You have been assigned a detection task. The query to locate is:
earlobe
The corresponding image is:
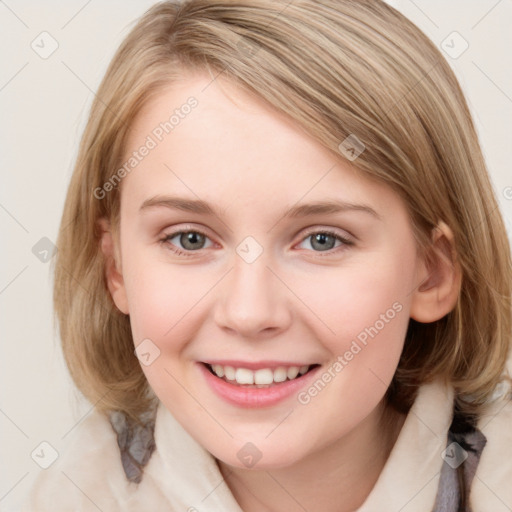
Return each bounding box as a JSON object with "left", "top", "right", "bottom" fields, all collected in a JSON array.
[
  {"left": 97, "top": 218, "right": 129, "bottom": 315},
  {"left": 410, "top": 221, "right": 461, "bottom": 323}
]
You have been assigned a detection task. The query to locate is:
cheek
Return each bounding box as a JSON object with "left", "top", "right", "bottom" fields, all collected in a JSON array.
[
  {"left": 290, "top": 250, "right": 415, "bottom": 409},
  {"left": 298, "top": 253, "right": 412, "bottom": 347},
  {"left": 121, "top": 253, "right": 210, "bottom": 405},
  {"left": 121, "top": 249, "right": 208, "bottom": 344},
  {"left": 292, "top": 258, "right": 411, "bottom": 438}
]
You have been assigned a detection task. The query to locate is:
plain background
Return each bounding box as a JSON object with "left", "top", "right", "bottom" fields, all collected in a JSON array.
[{"left": 1, "top": 1, "right": 511, "bottom": 509}]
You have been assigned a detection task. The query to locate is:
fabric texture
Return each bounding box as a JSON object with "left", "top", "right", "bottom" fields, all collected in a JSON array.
[
  {"left": 110, "top": 384, "right": 488, "bottom": 512},
  {"left": 109, "top": 409, "right": 157, "bottom": 484},
  {"left": 432, "top": 428, "right": 487, "bottom": 511},
  {"left": 21, "top": 377, "right": 512, "bottom": 511}
]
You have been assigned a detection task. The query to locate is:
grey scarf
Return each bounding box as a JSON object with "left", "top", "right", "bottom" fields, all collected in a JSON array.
[{"left": 109, "top": 408, "right": 486, "bottom": 511}]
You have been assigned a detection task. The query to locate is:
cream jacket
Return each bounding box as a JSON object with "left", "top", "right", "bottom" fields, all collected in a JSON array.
[{"left": 22, "top": 377, "right": 512, "bottom": 511}]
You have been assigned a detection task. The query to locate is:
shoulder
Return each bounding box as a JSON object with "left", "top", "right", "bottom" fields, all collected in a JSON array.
[
  {"left": 470, "top": 389, "right": 512, "bottom": 510},
  {"left": 21, "top": 407, "right": 134, "bottom": 512}
]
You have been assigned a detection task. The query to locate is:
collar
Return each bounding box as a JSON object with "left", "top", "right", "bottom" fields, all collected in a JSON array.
[
  {"left": 357, "top": 378, "right": 455, "bottom": 511},
  {"left": 150, "top": 402, "right": 243, "bottom": 511},
  {"left": 144, "top": 378, "right": 455, "bottom": 511}
]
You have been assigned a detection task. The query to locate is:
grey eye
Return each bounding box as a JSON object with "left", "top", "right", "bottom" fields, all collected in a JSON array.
[
  {"left": 165, "top": 231, "right": 213, "bottom": 251},
  {"left": 298, "top": 232, "right": 343, "bottom": 252},
  {"left": 178, "top": 232, "right": 206, "bottom": 250},
  {"left": 309, "top": 233, "right": 337, "bottom": 251}
]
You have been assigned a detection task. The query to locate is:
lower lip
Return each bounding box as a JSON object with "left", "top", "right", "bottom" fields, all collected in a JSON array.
[{"left": 198, "top": 363, "right": 321, "bottom": 408}]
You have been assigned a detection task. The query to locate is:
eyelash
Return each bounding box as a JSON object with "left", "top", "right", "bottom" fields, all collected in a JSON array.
[
  {"left": 159, "top": 226, "right": 354, "bottom": 258},
  {"left": 298, "top": 229, "right": 353, "bottom": 256}
]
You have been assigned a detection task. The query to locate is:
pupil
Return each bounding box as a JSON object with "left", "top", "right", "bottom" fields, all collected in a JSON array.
[
  {"left": 312, "top": 233, "right": 334, "bottom": 251},
  {"left": 181, "top": 232, "right": 204, "bottom": 250}
]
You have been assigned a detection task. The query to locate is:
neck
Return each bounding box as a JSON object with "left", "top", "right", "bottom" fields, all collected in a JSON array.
[{"left": 218, "top": 400, "right": 407, "bottom": 512}]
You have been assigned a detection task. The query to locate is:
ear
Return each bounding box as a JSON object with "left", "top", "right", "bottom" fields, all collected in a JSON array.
[
  {"left": 97, "top": 217, "right": 129, "bottom": 315},
  {"left": 410, "top": 221, "right": 461, "bottom": 323}
]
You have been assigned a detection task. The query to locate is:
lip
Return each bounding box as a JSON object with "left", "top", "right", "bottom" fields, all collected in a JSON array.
[{"left": 198, "top": 362, "right": 321, "bottom": 408}]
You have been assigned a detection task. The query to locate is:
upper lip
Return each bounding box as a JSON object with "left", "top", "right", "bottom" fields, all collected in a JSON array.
[{"left": 201, "top": 360, "right": 318, "bottom": 370}]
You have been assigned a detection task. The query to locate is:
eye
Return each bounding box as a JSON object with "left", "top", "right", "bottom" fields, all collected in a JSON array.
[
  {"left": 161, "top": 229, "right": 214, "bottom": 255},
  {"left": 160, "top": 227, "right": 353, "bottom": 257},
  {"left": 297, "top": 230, "right": 353, "bottom": 254}
]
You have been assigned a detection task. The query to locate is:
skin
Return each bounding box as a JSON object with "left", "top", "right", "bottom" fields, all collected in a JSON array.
[{"left": 100, "top": 68, "right": 460, "bottom": 512}]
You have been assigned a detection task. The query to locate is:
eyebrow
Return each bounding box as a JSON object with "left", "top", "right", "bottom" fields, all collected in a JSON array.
[{"left": 139, "top": 195, "right": 381, "bottom": 220}]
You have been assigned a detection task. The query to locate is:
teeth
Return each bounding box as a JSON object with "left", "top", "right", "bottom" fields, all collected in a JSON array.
[
  {"left": 273, "top": 367, "right": 287, "bottom": 383},
  {"left": 299, "top": 365, "right": 309, "bottom": 375},
  {"left": 224, "top": 366, "right": 235, "bottom": 381},
  {"left": 287, "top": 366, "right": 300, "bottom": 380},
  {"left": 212, "top": 364, "right": 224, "bottom": 378},
  {"left": 209, "top": 364, "right": 312, "bottom": 385},
  {"left": 254, "top": 369, "right": 274, "bottom": 385},
  {"left": 235, "top": 368, "right": 254, "bottom": 385}
]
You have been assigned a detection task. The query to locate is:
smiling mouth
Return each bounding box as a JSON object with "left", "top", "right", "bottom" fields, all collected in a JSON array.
[{"left": 203, "top": 363, "right": 320, "bottom": 388}]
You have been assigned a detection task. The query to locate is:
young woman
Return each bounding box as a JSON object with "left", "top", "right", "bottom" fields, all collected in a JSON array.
[{"left": 23, "top": 1, "right": 512, "bottom": 510}]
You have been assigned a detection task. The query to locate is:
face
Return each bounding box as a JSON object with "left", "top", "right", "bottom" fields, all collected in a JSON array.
[{"left": 109, "top": 69, "right": 425, "bottom": 469}]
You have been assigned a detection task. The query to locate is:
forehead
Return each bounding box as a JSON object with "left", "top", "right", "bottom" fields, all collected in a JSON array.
[
  {"left": 120, "top": 69, "right": 405, "bottom": 223},
  {"left": 125, "top": 69, "right": 335, "bottom": 170}
]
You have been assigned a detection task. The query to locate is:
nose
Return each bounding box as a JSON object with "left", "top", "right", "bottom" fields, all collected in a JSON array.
[{"left": 213, "top": 250, "right": 293, "bottom": 339}]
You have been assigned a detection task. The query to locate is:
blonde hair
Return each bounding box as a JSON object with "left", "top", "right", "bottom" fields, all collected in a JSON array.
[{"left": 54, "top": 0, "right": 511, "bottom": 425}]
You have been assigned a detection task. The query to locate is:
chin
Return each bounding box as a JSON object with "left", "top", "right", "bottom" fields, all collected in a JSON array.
[{"left": 210, "top": 438, "right": 307, "bottom": 471}]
